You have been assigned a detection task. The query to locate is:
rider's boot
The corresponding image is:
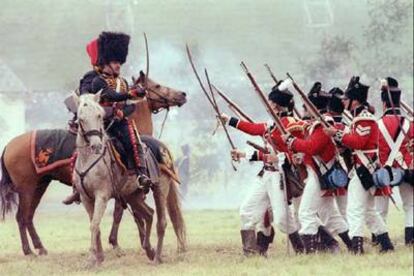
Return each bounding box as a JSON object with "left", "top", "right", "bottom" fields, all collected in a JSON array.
[{"left": 62, "top": 187, "right": 81, "bottom": 205}]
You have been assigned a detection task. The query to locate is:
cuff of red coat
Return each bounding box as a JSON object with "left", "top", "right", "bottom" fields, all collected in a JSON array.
[{"left": 228, "top": 117, "right": 239, "bottom": 128}]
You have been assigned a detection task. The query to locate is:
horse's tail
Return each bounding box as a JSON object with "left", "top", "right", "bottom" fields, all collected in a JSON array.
[
  {"left": 159, "top": 146, "right": 187, "bottom": 252},
  {"left": 0, "top": 148, "right": 17, "bottom": 220},
  {"left": 166, "top": 175, "right": 187, "bottom": 252}
]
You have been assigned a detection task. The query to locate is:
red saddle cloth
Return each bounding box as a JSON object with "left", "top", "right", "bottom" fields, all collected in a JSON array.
[{"left": 31, "top": 129, "right": 76, "bottom": 174}]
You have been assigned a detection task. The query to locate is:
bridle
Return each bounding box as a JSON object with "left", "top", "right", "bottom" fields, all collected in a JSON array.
[{"left": 78, "top": 120, "right": 104, "bottom": 145}]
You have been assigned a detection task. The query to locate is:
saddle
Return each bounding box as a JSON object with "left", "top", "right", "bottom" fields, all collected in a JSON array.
[{"left": 110, "top": 138, "right": 160, "bottom": 184}]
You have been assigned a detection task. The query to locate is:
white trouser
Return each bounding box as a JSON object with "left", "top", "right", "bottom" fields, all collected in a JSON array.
[
  {"left": 318, "top": 195, "right": 349, "bottom": 235},
  {"left": 239, "top": 171, "right": 298, "bottom": 234},
  {"left": 299, "top": 167, "right": 348, "bottom": 235},
  {"left": 347, "top": 171, "right": 387, "bottom": 238},
  {"left": 375, "top": 182, "right": 414, "bottom": 227},
  {"left": 336, "top": 195, "right": 348, "bottom": 221}
]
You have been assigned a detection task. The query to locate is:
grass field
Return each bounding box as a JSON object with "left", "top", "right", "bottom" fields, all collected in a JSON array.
[{"left": 0, "top": 208, "right": 413, "bottom": 276}]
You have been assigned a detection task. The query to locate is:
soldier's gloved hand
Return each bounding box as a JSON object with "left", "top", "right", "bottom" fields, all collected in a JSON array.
[
  {"left": 218, "top": 113, "right": 230, "bottom": 124},
  {"left": 231, "top": 149, "right": 246, "bottom": 162}
]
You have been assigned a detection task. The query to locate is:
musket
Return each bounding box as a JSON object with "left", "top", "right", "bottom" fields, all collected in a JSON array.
[
  {"left": 205, "top": 69, "right": 238, "bottom": 171},
  {"left": 241, "top": 61, "right": 290, "bottom": 255},
  {"left": 241, "top": 62, "right": 288, "bottom": 135},
  {"left": 186, "top": 44, "right": 237, "bottom": 170},
  {"left": 265, "top": 64, "right": 302, "bottom": 119},
  {"left": 213, "top": 84, "right": 272, "bottom": 154},
  {"left": 286, "top": 73, "right": 330, "bottom": 128},
  {"left": 246, "top": 140, "right": 270, "bottom": 154},
  {"left": 264, "top": 63, "right": 278, "bottom": 84},
  {"left": 401, "top": 100, "right": 414, "bottom": 117},
  {"left": 212, "top": 85, "right": 255, "bottom": 123}
]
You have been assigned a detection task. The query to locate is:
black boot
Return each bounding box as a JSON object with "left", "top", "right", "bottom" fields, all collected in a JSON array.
[
  {"left": 371, "top": 233, "right": 378, "bottom": 246},
  {"left": 318, "top": 226, "right": 340, "bottom": 254},
  {"left": 288, "top": 231, "right": 305, "bottom": 254},
  {"left": 351, "top": 236, "right": 364, "bottom": 254},
  {"left": 376, "top": 232, "right": 394, "bottom": 253},
  {"left": 338, "top": 230, "right": 352, "bottom": 251},
  {"left": 302, "top": 234, "right": 317, "bottom": 254},
  {"left": 62, "top": 189, "right": 80, "bottom": 205},
  {"left": 256, "top": 227, "right": 275, "bottom": 257},
  {"left": 405, "top": 227, "right": 414, "bottom": 245},
  {"left": 241, "top": 230, "right": 259, "bottom": 256},
  {"left": 135, "top": 166, "right": 153, "bottom": 194}
]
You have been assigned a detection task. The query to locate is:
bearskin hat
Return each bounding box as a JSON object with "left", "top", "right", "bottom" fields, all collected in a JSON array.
[
  {"left": 268, "top": 80, "right": 294, "bottom": 108},
  {"left": 307, "top": 81, "right": 330, "bottom": 110},
  {"left": 380, "top": 77, "right": 401, "bottom": 107},
  {"left": 328, "top": 87, "right": 345, "bottom": 114},
  {"left": 344, "top": 76, "right": 369, "bottom": 103},
  {"left": 97, "top": 32, "right": 130, "bottom": 65}
]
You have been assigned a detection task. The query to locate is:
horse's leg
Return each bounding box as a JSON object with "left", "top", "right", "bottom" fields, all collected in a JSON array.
[
  {"left": 152, "top": 183, "right": 168, "bottom": 264},
  {"left": 90, "top": 196, "right": 108, "bottom": 265},
  {"left": 26, "top": 180, "right": 50, "bottom": 255},
  {"left": 16, "top": 191, "right": 35, "bottom": 255},
  {"left": 131, "top": 209, "right": 146, "bottom": 248},
  {"left": 109, "top": 199, "right": 124, "bottom": 249},
  {"left": 128, "top": 192, "right": 155, "bottom": 261},
  {"left": 80, "top": 196, "right": 95, "bottom": 263},
  {"left": 166, "top": 178, "right": 187, "bottom": 253}
]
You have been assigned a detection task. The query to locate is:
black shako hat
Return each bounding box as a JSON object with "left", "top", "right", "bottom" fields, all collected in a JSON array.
[
  {"left": 328, "top": 87, "right": 345, "bottom": 114},
  {"left": 268, "top": 80, "right": 294, "bottom": 108},
  {"left": 380, "top": 77, "right": 401, "bottom": 106},
  {"left": 344, "top": 76, "right": 369, "bottom": 103},
  {"left": 308, "top": 81, "right": 330, "bottom": 110}
]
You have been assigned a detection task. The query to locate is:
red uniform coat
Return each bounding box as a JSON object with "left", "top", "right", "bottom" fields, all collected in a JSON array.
[
  {"left": 378, "top": 112, "right": 414, "bottom": 169},
  {"left": 338, "top": 108, "right": 391, "bottom": 196}
]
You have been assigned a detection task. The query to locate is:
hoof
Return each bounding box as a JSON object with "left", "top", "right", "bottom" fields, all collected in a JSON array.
[
  {"left": 38, "top": 248, "right": 48, "bottom": 256},
  {"left": 113, "top": 246, "right": 126, "bottom": 257},
  {"left": 23, "top": 249, "right": 34, "bottom": 256},
  {"left": 85, "top": 255, "right": 103, "bottom": 269},
  {"left": 145, "top": 247, "right": 156, "bottom": 261},
  {"left": 153, "top": 256, "right": 163, "bottom": 265}
]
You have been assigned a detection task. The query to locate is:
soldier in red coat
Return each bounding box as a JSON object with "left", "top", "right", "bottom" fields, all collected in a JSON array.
[
  {"left": 284, "top": 82, "right": 350, "bottom": 253},
  {"left": 325, "top": 76, "right": 394, "bottom": 254},
  {"left": 374, "top": 77, "right": 414, "bottom": 245},
  {"left": 220, "top": 82, "right": 305, "bottom": 256}
]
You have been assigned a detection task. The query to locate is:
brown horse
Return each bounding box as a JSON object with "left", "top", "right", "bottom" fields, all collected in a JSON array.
[
  {"left": 0, "top": 72, "right": 187, "bottom": 259},
  {"left": 108, "top": 71, "right": 187, "bottom": 263}
]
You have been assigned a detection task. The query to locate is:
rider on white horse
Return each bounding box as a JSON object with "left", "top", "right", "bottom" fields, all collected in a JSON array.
[{"left": 63, "top": 32, "right": 152, "bottom": 205}]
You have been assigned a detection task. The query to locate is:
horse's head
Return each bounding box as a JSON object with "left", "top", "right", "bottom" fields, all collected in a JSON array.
[
  {"left": 136, "top": 71, "right": 187, "bottom": 113},
  {"left": 75, "top": 92, "right": 105, "bottom": 154}
]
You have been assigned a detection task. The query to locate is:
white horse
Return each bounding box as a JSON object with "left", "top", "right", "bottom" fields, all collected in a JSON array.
[{"left": 73, "top": 92, "right": 155, "bottom": 266}]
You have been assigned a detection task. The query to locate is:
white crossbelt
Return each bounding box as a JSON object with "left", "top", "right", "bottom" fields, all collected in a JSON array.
[{"left": 378, "top": 118, "right": 410, "bottom": 169}]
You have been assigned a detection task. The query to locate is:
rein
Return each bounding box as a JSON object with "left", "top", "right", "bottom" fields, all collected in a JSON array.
[
  {"left": 75, "top": 146, "right": 107, "bottom": 200},
  {"left": 78, "top": 121, "right": 103, "bottom": 144}
]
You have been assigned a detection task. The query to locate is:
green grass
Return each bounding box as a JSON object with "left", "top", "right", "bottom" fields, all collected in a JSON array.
[{"left": 0, "top": 209, "right": 412, "bottom": 276}]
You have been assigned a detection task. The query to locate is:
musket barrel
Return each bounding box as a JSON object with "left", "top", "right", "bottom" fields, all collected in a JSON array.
[{"left": 401, "top": 100, "right": 414, "bottom": 117}]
